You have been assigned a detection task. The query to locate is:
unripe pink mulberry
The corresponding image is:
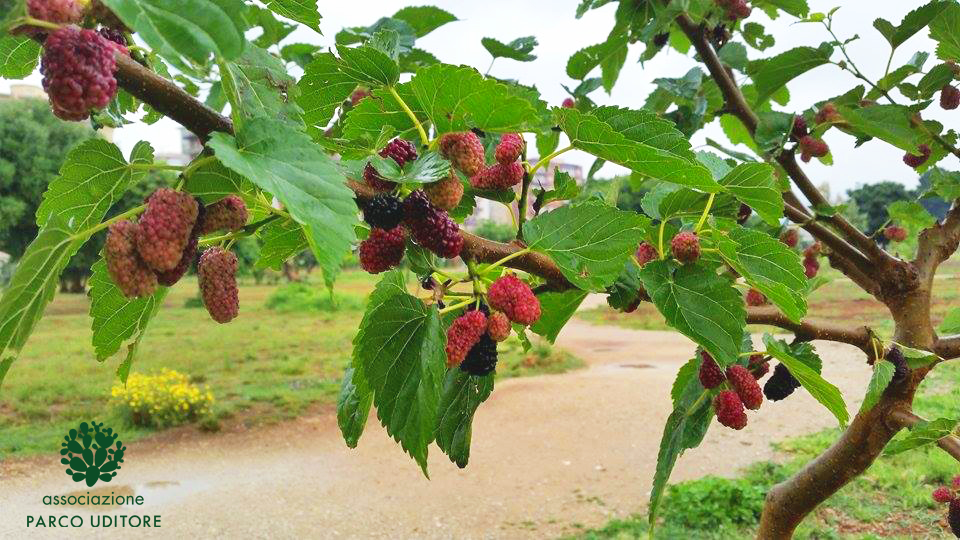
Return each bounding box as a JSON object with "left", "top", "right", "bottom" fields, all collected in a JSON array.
[
  {"left": 40, "top": 27, "right": 120, "bottom": 121},
  {"left": 562, "top": 98, "right": 576, "bottom": 108},
  {"left": 814, "top": 102, "right": 840, "bottom": 125},
  {"left": 934, "top": 487, "right": 954, "bottom": 504},
  {"left": 358, "top": 227, "right": 406, "bottom": 274},
  {"left": 798, "top": 136, "right": 829, "bottom": 163},
  {"left": 155, "top": 233, "right": 198, "bottom": 287},
  {"left": 884, "top": 225, "right": 907, "bottom": 242},
  {"left": 136, "top": 188, "right": 200, "bottom": 272},
  {"left": 745, "top": 288, "right": 768, "bottom": 307},
  {"left": 487, "top": 311, "right": 511, "bottom": 342},
  {"left": 445, "top": 310, "right": 488, "bottom": 367},
  {"left": 698, "top": 351, "right": 725, "bottom": 389},
  {"left": 714, "top": 390, "right": 748, "bottom": 430},
  {"left": 470, "top": 162, "right": 524, "bottom": 190},
  {"left": 488, "top": 274, "right": 541, "bottom": 325},
  {"left": 197, "top": 195, "right": 248, "bottom": 235},
  {"left": 104, "top": 220, "right": 157, "bottom": 298},
  {"left": 440, "top": 132, "right": 485, "bottom": 177},
  {"left": 671, "top": 232, "right": 701, "bottom": 264},
  {"left": 635, "top": 242, "right": 658, "bottom": 267},
  {"left": 803, "top": 242, "right": 822, "bottom": 258},
  {"left": 791, "top": 115, "right": 808, "bottom": 142},
  {"left": 726, "top": 364, "right": 763, "bottom": 410},
  {"left": 804, "top": 256, "right": 820, "bottom": 279},
  {"left": 198, "top": 247, "right": 239, "bottom": 323},
  {"left": 495, "top": 134, "right": 524, "bottom": 164},
  {"left": 13, "top": 0, "right": 83, "bottom": 34},
  {"left": 424, "top": 172, "right": 464, "bottom": 211}
]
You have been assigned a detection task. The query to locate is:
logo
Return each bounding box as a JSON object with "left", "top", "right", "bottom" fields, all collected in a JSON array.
[{"left": 59, "top": 422, "right": 126, "bottom": 487}]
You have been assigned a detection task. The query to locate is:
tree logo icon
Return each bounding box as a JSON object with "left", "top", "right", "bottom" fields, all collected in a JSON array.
[{"left": 59, "top": 421, "right": 126, "bottom": 487}]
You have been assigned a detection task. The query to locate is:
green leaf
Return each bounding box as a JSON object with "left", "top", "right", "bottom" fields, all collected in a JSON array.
[
  {"left": 256, "top": 218, "right": 308, "bottom": 270},
  {"left": 207, "top": 118, "right": 358, "bottom": 286},
  {"left": 523, "top": 200, "right": 647, "bottom": 290},
  {"left": 36, "top": 140, "right": 153, "bottom": 229},
  {"left": 719, "top": 163, "right": 783, "bottom": 225},
  {"left": 939, "top": 307, "right": 960, "bottom": 334},
  {"left": 336, "top": 43, "right": 400, "bottom": 87},
  {"left": 747, "top": 44, "right": 833, "bottom": 105},
  {"left": 102, "top": 0, "right": 246, "bottom": 72},
  {"left": 534, "top": 170, "right": 580, "bottom": 208},
  {"left": 837, "top": 104, "right": 924, "bottom": 153},
  {"left": 884, "top": 417, "right": 958, "bottom": 456},
  {"left": 337, "top": 367, "right": 373, "bottom": 448},
  {"left": 764, "top": 335, "right": 848, "bottom": 425},
  {"left": 591, "top": 106, "right": 697, "bottom": 159},
  {"left": 875, "top": 2, "right": 950, "bottom": 50},
  {"left": 930, "top": 3, "right": 960, "bottom": 61},
  {"left": 342, "top": 83, "right": 425, "bottom": 142},
  {"left": 435, "top": 371, "right": 494, "bottom": 467},
  {"left": 917, "top": 63, "right": 956, "bottom": 99},
  {"left": 220, "top": 45, "right": 302, "bottom": 127},
  {"left": 556, "top": 108, "right": 718, "bottom": 192},
  {"left": 566, "top": 34, "right": 628, "bottom": 92},
  {"left": 640, "top": 261, "right": 747, "bottom": 362},
  {"left": 392, "top": 5, "right": 457, "bottom": 37},
  {"left": 482, "top": 36, "right": 538, "bottom": 62},
  {"left": 894, "top": 343, "right": 941, "bottom": 369},
  {"left": 409, "top": 63, "right": 545, "bottom": 134},
  {"left": 298, "top": 53, "right": 358, "bottom": 130},
  {"left": 888, "top": 200, "right": 936, "bottom": 228},
  {"left": 530, "top": 289, "right": 589, "bottom": 343},
  {"left": 859, "top": 361, "right": 895, "bottom": 414},
  {"left": 369, "top": 151, "right": 451, "bottom": 184},
  {"left": 354, "top": 294, "right": 445, "bottom": 473},
  {"left": 752, "top": 0, "right": 809, "bottom": 18},
  {"left": 0, "top": 36, "right": 40, "bottom": 79},
  {"left": 183, "top": 158, "right": 264, "bottom": 210},
  {"left": 265, "top": 0, "right": 321, "bottom": 33},
  {"left": 717, "top": 227, "right": 807, "bottom": 322}
]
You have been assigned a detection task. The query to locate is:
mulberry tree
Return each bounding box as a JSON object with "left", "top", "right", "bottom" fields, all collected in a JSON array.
[{"left": 3, "top": 0, "right": 960, "bottom": 537}]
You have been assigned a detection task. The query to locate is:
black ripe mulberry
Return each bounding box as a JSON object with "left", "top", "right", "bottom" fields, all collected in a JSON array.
[
  {"left": 104, "top": 220, "right": 157, "bottom": 298},
  {"left": 136, "top": 188, "right": 200, "bottom": 272},
  {"left": 197, "top": 195, "right": 248, "bottom": 235},
  {"left": 403, "top": 190, "right": 463, "bottom": 259},
  {"left": 41, "top": 27, "right": 122, "bottom": 121},
  {"left": 358, "top": 227, "right": 406, "bottom": 274},
  {"left": 885, "top": 346, "right": 909, "bottom": 382},
  {"left": 461, "top": 334, "right": 498, "bottom": 376},
  {"left": 363, "top": 194, "right": 404, "bottom": 229},
  {"left": 942, "top": 85, "right": 960, "bottom": 110},
  {"left": 763, "top": 362, "right": 801, "bottom": 401},
  {"left": 198, "top": 247, "right": 239, "bottom": 323}
]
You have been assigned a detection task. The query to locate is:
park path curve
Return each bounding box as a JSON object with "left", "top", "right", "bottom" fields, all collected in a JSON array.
[{"left": 0, "top": 320, "right": 872, "bottom": 539}]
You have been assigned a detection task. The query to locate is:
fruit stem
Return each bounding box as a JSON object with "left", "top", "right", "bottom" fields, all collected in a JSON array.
[
  {"left": 694, "top": 193, "right": 715, "bottom": 233},
  {"left": 198, "top": 214, "right": 281, "bottom": 246},
  {"left": 528, "top": 145, "right": 573, "bottom": 176},
  {"left": 128, "top": 163, "right": 184, "bottom": 172},
  {"left": 388, "top": 86, "right": 429, "bottom": 147},
  {"left": 467, "top": 259, "right": 486, "bottom": 297},
  {"left": 438, "top": 298, "right": 474, "bottom": 315},
  {"left": 74, "top": 204, "right": 146, "bottom": 240},
  {"left": 483, "top": 248, "right": 531, "bottom": 274},
  {"left": 658, "top": 220, "right": 668, "bottom": 260},
  {"left": 18, "top": 16, "right": 62, "bottom": 31}
]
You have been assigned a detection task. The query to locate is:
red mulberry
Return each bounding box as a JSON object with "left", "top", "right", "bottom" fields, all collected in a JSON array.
[
  {"left": 363, "top": 162, "right": 396, "bottom": 192},
  {"left": 403, "top": 190, "right": 463, "bottom": 259},
  {"left": 198, "top": 247, "right": 239, "bottom": 323},
  {"left": 714, "top": 390, "right": 748, "bottom": 430},
  {"left": 804, "top": 256, "right": 820, "bottom": 279},
  {"left": 358, "top": 227, "right": 406, "bottom": 274},
  {"left": 671, "top": 232, "right": 701, "bottom": 264},
  {"left": 424, "top": 171, "right": 464, "bottom": 211},
  {"left": 470, "top": 163, "right": 524, "bottom": 190},
  {"left": 197, "top": 195, "right": 247, "bottom": 235},
  {"left": 748, "top": 354, "right": 770, "bottom": 379},
  {"left": 635, "top": 242, "right": 658, "bottom": 267},
  {"left": 791, "top": 115, "right": 808, "bottom": 141},
  {"left": 13, "top": 0, "right": 83, "bottom": 34},
  {"left": 698, "top": 351, "right": 725, "bottom": 389},
  {"left": 487, "top": 311, "right": 511, "bottom": 342},
  {"left": 155, "top": 233, "right": 198, "bottom": 287},
  {"left": 104, "top": 220, "right": 157, "bottom": 298},
  {"left": 780, "top": 229, "right": 799, "bottom": 248},
  {"left": 903, "top": 144, "right": 932, "bottom": 168},
  {"left": 798, "top": 136, "right": 829, "bottom": 163},
  {"left": 440, "top": 132, "right": 485, "bottom": 177},
  {"left": 446, "top": 310, "right": 488, "bottom": 368},
  {"left": 726, "top": 365, "right": 763, "bottom": 410},
  {"left": 884, "top": 225, "right": 907, "bottom": 243},
  {"left": 562, "top": 98, "right": 576, "bottom": 108},
  {"left": 934, "top": 487, "right": 954, "bottom": 504},
  {"left": 745, "top": 288, "right": 768, "bottom": 307},
  {"left": 495, "top": 133, "right": 524, "bottom": 164},
  {"left": 380, "top": 138, "right": 418, "bottom": 167},
  {"left": 136, "top": 188, "right": 200, "bottom": 272},
  {"left": 488, "top": 274, "right": 541, "bottom": 325},
  {"left": 40, "top": 27, "right": 120, "bottom": 121}
]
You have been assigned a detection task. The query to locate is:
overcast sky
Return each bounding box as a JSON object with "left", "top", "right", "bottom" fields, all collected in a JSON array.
[{"left": 2, "top": 1, "right": 950, "bottom": 199}]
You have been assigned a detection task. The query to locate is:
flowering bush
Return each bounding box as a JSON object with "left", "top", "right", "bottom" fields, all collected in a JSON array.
[{"left": 111, "top": 369, "right": 214, "bottom": 428}]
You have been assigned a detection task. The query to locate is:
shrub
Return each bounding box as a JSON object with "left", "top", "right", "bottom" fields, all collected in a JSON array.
[
  {"left": 264, "top": 282, "right": 362, "bottom": 312},
  {"left": 111, "top": 369, "right": 214, "bottom": 428},
  {"left": 661, "top": 475, "right": 769, "bottom": 529}
]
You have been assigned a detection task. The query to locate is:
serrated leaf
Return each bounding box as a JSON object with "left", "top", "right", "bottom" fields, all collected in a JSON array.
[
  {"left": 764, "top": 335, "right": 848, "bottom": 425},
  {"left": 435, "top": 370, "right": 494, "bottom": 467},
  {"left": 392, "top": 6, "right": 457, "bottom": 38},
  {"left": 220, "top": 45, "right": 302, "bottom": 127},
  {"left": 894, "top": 343, "right": 941, "bottom": 369},
  {"left": 409, "top": 64, "right": 544, "bottom": 134},
  {"left": 207, "top": 118, "right": 358, "bottom": 286},
  {"left": 556, "top": 108, "right": 718, "bottom": 191},
  {"left": 534, "top": 170, "right": 580, "bottom": 208},
  {"left": 0, "top": 36, "right": 40, "bottom": 79},
  {"left": 930, "top": 3, "right": 960, "bottom": 61},
  {"left": 342, "top": 83, "right": 425, "bottom": 142},
  {"left": 837, "top": 104, "right": 924, "bottom": 153},
  {"left": 482, "top": 36, "right": 537, "bottom": 62},
  {"left": 888, "top": 200, "right": 936, "bottom": 229},
  {"left": 884, "top": 417, "right": 957, "bottom": 456},
  {"left": 752, "top": 0, "right": 809, "bottom": 18},
  {"left": 859, "top": 361, "right": 895, "bottom": 414},
  {"left": 337, "top": 367, "right": 373, "bottom": 448},
  {"left": 530, "top": 289, "right": 589, "bottom": 343},
  {"left": 353, "top": 294, "right": 444, "bottom": 474},
  {"left": 375, "top": 151, "right": 450, "bottom": 184},
  {"left": 591, "top": 106, "right": 697, "bottom": 159},
  {"left": 939, "top": 307, "right": 960, "bottom": 334},
  {"left": 719, "top": 163, "right": 783, "bottom": 225},
  {"left": 640, "top": 261, "right": 747, "bottom": 362},
  {"left": 747, "top": 44, "right": 833, "bottom": 105},
  {"left": 876, "top": 2, "right": 949, "bottom": 50},
  {"left": 917, "top": 63, "right": 956, "bottom": 99},
  {"left": 523, "top": 200, "right": 646, "bottom": 290},
  {"left": 567, "top": 34, "right": 628, "bottom": 93},
  {"left": 256, "top": 218, "right": 308, "bottom": 270},
  {"left": 265, "top": 0, "right": 321, "bottom": 32}
]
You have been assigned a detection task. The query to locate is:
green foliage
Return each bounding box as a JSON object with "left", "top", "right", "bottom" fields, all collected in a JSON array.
[
  {"left": 471, "top": 220, "right": 515, "bottom": 243},
  {"left": 265, "top": 283, "right": 362, "bottom": 312}
]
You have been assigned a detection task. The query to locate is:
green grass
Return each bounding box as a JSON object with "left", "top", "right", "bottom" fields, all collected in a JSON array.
[
  {"left": 0, "top": 270, "right": 583, "bottom": 459},
  {"left": 571, "top": 363, "right": 960, "bottom": 539}
]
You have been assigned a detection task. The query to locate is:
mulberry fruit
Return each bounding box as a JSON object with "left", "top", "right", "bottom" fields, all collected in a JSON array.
[
  {"left": 803, "top": 242, "right": 822, "bottom": 258},
  {"left": 791, "top": 115, "right": 808, "bottom": 141},
  {"left": 780, "top": 229, "right": 799, "bottom": 248},
  {"left": 155, "top": 233, "right": 198, "bottom": 287},
  {"left": 798, "top": 136, "right": 829, "bottom": 163},
  {"left": 886, "top": 346, "right": 909, "bottom": 382},
  {"left": 737, "top": 203, "right": 753, "bottom": 224},
  {"left": 562, "top": 98, "right": 576, "bottom": 108},
  {"left": 363, "top": 194, "right": 404, "bottom": 229},
  {"left": 933, "top": 487, "right": 954, "bottom": 504},
  {"left": 104, "top": 220, "right": 158, "bottom": 298},
  {"left": 424, "top": 172, "right": 464, "bottom": 211},
  {"left": 726, "top": 365, "right": 763, "bottom": 410},
  {"left": 804, "top": 257, "right": 820, "bottom": 279},
  {"left": 950, "top": 499, "right": 960, "bottom": 537},
  {"left": 363, "top": 162, "right": 396, "bottom": 192},
  {"left": 197, "top": 247, "right": 239, "bottom": 323},
  {"left": 136, "top": 188, "right": 200, "bottom": 272},
  {"left": 714, "top": 390, "right": 748, "bottom": 430},
  {"left": 488, "top": 274, "right": 541, "bottom": 325},
  {"left": 471, "top": 163, "right": 524, "bottom": 190},
  {"left": 671, "top": 232, "right": 701, "bottom": 264},
  {"left": 487, "top": 311, "right": 511, "bottom": 342},
  {"left": 748, "top": 354, "right": 770, "bottom": 379},
  {"left": 635, "top": 242, "right": 658, "bottom": 267},
  {"left": 440, "top": 132, "right": 485, "bottom": 177},
  {"left": 197, "top": 195, "right": 247, "bottom": 235},
  {"left": 884, "top": 225, "right": 907, "bottom": 243},
  {"left": 445, "top": 310, "right": 488, "bottom": 368},
  {"left": 653, "top": 32, "right": 669, "bottom": 48},
  {"left": 495, "top": 134, "right": 525, "bottom": 164},
  {"left": 13, "top": 0, "right": 83, "bottom": 34},
  {"left": 350, "top": 87, "right": 371, "bottom": 106},
  {"left": 380, "top": 138, "right": 418, "bottom": 167},
  {"left": 698, "top": 351, "right": 725, "bottom": 389},
  {"left": 40, "top": 27, "right": 120, "bottom": 121},
  {"left": 815, "top": 102, "right": 840, "bottom": 125},
  {"left": 359, "top": 226, "right": 406, "bottom": 274},
  {"left": 763, "top": 363, "right": 801, "bottom": 401},
  {"left": 942, "top": 85, "right": 960, "bottom": 110},
  {"left": 97, "top": 27, "right": 127, "bottom": 48},
  {"left": 903, "top": 144, "right": 932, "bottom": 168},
  {"left": 745, "top": 288, "right": 768, "bottom": 307},
  {"left": 403, "top": 190, "right": 463, "bottom": 259},
  {"left": 461, "top": 334, "right": 498, "bottom": 376}
]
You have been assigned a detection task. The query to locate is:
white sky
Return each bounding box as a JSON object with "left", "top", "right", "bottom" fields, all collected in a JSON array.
[{"left": 2, "top": 1, "right": 950, "bottom": 198}]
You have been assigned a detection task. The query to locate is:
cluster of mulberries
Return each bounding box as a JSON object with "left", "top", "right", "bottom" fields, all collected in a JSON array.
[
  {"left": 671, "top": 232, "right": 701, "bottom": 264},
  {"left": 40, "top": 26, "right": 124, "bottom": 121},
  {"left": 467, "top": 133, "right": 526, "bottom": 191},
  {"left": 198, "top": 247, "right": 239, "bottom": 324},
  {"left": 763, "top": 362, "right": 801, "bottom": 401},
  {"left": 942, "top": 85, "right": 960, "bottom": 111},
  {"left": 445, "top": 308, "right": 503, "bottom": 376},
  {"left": 364, "top": 138, "right": 419, "bottom": 191},
  {"left": 715, "top": 0, "right": 751, "bottom": 20},
  {"left": 699, "top": 350, "right": 764, "bottom": 430},
  {"left": 487, "top": 274, "right": 541, "bottom": 326},
  {"left": 904, "top": 144, "right": 932, "bottom": 169},
  {"left": 931, "top": 476, "right": 960, "bottom": 537},
  {"left": 403, "top": 190, "right": 463, "bottom": 259}
]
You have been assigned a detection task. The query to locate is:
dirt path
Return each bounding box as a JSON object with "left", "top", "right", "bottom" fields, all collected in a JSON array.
[{"left": 0, "top": 320, "right": 872, "bottom": 539}]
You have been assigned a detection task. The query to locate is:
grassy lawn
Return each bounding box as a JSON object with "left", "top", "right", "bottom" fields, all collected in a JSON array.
[
  {"left": 571, "top": 362, "right": 960, "bottom": 539},
  {"left": 0, "top": 269, "right": 582, "bottom": 459}
]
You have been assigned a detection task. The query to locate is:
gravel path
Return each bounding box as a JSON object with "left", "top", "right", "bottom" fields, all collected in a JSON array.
[{"left": 0, "top": 320, "right": 872, "bottom": 539}]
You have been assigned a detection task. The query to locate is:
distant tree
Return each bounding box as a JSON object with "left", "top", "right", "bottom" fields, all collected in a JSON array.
[
  {"left": 846, "top": 181, "right": 912, "bottom": 235},
  {"left": 471, "top": 219, "right": 515, "bottom": 243}
]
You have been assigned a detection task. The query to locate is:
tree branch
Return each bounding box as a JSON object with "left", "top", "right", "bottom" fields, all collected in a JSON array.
[
  {"left": 746, "top": 307, "right": 877, "bottom": 360},
  {"left": 915, "top": 200, "right": 960, "bottom": 282},
  {"left": 935, "top": 336, "right": 960, "bottom": 360},
  {"left": 889, "top": 408, "right": 960, "bottom": 463}
]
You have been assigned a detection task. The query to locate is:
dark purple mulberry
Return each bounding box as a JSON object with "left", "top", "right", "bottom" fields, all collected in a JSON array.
[
  {"left": 763, "top": 363, "right": 801, "bottom": 401},
  {"left": 363, "top": 194, "right": 404, "bottom": 230},
  {"left": 403, "top": 190, "right": 463, "bottom": 259},
  {"left": 40, "top": 27, "right": 121, "bottom": 121},
  {"left": 460, "top": 334, "right": 498, "bottom": 376}
]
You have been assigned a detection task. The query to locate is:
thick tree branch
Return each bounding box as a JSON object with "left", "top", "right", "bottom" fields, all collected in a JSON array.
[
  {"left": 915, "top": 200, "right": 960, "bottom": 282},
  {"left": 935, "top": 336, "right": 960, "bottom": 360},
  {"left": 889, "top": 408, "right": 960, "bottom": 463},
  {"left": 746, "top": 307, "right": 877, "bottom": 360},
  {"left": 783, "top": 203, "right": 876, "bottom": 285}
]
